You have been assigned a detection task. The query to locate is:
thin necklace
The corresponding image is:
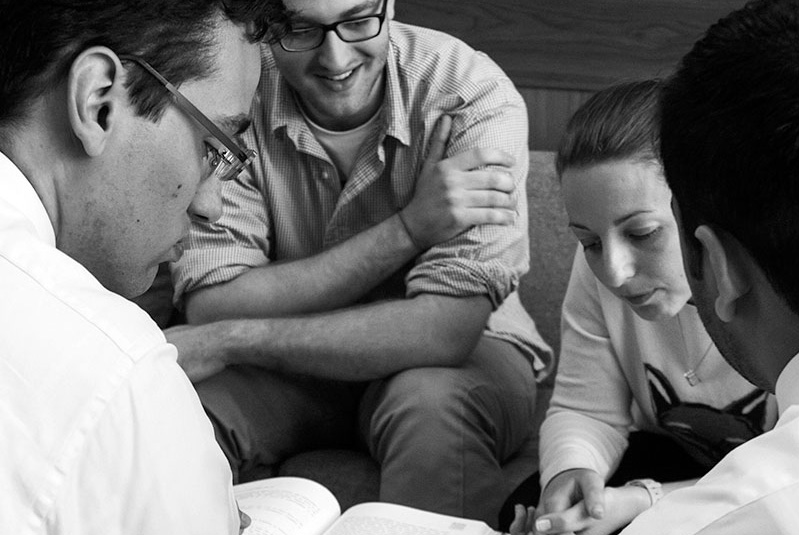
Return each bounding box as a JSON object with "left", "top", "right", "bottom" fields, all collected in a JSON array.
[{"left": 676, "top": 312, "right": 714, "bottom": 386}]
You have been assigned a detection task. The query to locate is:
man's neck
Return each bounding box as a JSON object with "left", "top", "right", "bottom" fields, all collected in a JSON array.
[
  {"left": 737, "top": 287, "right": 799, "bottom": 393},
  {"left": 4, "top": 94, "right": 79, "bottom": 243}
]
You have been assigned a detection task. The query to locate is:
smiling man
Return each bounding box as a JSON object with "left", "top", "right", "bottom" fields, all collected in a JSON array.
[
  {"left": 168, "top": 0, "right": 551, "bottom": 527},
  {"left": 0, "top": 1, "right": 274, "bottom": 533}
]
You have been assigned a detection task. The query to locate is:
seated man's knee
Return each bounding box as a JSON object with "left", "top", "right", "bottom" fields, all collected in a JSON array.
[
  {"left": 364, "top": 367, "right": 490, "bottom": 454},
  {"left": 378, "top": 367, "right": 472, "bottom": 419}
]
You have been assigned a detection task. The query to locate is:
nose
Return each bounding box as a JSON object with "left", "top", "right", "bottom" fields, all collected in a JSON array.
[
  {"left": 600, "top": 240, "right": 636, "bottom": 289},
  {"left": 317, "top": 29, "right": 353, "bottom": 70},
  {"left": 188, "top": 175, "right": 222, "bottom": 224}
]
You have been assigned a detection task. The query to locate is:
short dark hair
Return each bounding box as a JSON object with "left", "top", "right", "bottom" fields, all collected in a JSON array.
[
  {"left": 660, "top": 0, "right": 799, "bottom": 315},
  {"left": 0, "top": 0, "right": 277, "bottom": 130},
  {"left": 555, "top": 79, "right": 662, "bottom": 176},
  {"left": 258, "top": 0, "right": 316, "bottom": 45}
]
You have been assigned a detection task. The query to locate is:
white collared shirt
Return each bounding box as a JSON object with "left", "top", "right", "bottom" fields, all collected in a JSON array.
[
  {"left": 621, "top": 354, "right": 799, "bottom": 534},
  {"left": 0, "top": 152, "right": 239, "bottom": 534}
]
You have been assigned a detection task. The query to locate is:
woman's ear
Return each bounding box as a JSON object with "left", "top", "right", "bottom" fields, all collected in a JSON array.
[
  {"left": 694, "top": 224, "right": 750, "bottom": 322},
  {"left": 66, "top": 47, "right": 126, "bottom": 157}
]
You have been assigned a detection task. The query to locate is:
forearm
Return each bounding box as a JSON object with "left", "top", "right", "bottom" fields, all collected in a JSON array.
[
  {"left": 540, "top": 255, "right": 637, "bottom": 487},
  {"left": 186, "top": 213, "right": 417, "bottom": 323},
  {"left": 604, "top": 478, "right": 700, "bottom": 530},
  {"left": 205, "top": 294, "right": 491, "bottom": 381},
  {"left": 539, "top": 411, "right": 629, "bottom": 490}
]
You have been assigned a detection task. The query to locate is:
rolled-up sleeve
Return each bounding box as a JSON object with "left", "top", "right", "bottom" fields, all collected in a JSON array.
[
  {"left": 171, "top": 137, "right": 272, "bottom": 309},
  {"left": 406, "top": 76, "right": 530, "bottom": 309}
]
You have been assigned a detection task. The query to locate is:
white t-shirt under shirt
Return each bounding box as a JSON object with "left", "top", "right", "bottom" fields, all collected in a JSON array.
[{"left": 301, "top": 103, "right": 383, "bottom": 182}]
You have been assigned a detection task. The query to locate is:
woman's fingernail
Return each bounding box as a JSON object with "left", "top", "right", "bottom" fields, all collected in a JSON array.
[
  {"left": 535, "top": 518, "right": 551, "bottom": 532},
  {"left": 591, "top": 505, "right": 605, "bottom": 518}
]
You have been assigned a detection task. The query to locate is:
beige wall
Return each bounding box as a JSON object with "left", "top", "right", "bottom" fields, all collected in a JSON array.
[{"left": 395, "top": 0, "right": 746, "bottom": 150}]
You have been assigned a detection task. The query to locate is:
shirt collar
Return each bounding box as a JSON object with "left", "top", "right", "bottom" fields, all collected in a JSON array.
[
  {"left": 0, "top": 151, "right": 56, "bottom": 246},
  {"left": 775, "top": 352, "right": 799, "bottom": 414},
  {"left": 381, "top": 39, "right": 411, "bottom": 147},
  {"left": 259, "top": 33, "right": 411, "bottom": 148},
  {"left": 260, "top": 46, "right": 303, "bottom": 136}
]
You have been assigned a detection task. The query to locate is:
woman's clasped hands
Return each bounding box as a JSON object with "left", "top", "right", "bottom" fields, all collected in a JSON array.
[{"left": 507, "top": 469, "right": 651, "bottom": 535}]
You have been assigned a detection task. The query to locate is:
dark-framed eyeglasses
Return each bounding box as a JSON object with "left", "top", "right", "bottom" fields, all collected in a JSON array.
[
  {"left": 119, "top": 54, "right": 255, "bottom": 182},
  {"left": 278, "top": 0, "right": 388, "bottom": 52}
]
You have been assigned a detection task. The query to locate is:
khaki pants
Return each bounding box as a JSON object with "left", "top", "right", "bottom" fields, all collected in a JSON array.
[{"left": 195, "top": 335, "right": 538, "bottom": 526}]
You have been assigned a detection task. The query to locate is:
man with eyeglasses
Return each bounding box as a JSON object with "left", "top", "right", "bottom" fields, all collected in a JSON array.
[
  {"left": 0, "top": 1, "right": 276, "bottom": 533},
  {"left": 169, "top": 0, "right": 550, "bottom": 527}
]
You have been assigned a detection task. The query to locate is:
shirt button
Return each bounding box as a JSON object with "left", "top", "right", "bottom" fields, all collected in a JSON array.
[{"left": 322, "top": 171, "right": 329, "bottom": 179}]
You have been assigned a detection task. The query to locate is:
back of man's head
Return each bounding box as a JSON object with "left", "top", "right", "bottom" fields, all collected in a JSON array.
[
  {"left": 0, "top": 0, "right": 272, "bottom": 144},
  {"left": 660, "top": 0, "right": 799, "bottom": 316}
]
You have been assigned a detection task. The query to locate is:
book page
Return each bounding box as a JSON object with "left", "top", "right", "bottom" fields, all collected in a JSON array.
[
  {"left": 322, "top": 502, "right": 497, "bottom": 535},
  {"left": 235, "top": 476, "right": 341, "bottom": 535}
]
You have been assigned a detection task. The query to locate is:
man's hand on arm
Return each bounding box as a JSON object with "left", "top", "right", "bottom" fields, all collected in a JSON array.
[
  {"left": 185, "top": 115, "right": 517, "bottom": 324},
  {"left": 398, "top": 114, "right": 517, "bottom": 251}
]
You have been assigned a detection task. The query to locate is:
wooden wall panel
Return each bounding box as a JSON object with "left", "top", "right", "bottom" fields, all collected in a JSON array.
[
  {"left": 520, "top": 87, "right": 594, "bottom": 151},
  {"left": 394, "top": 0, "right": 747, "bottom": 149},
  {"left": 394, "top": 0, "right": 746, "bottom": 91}
]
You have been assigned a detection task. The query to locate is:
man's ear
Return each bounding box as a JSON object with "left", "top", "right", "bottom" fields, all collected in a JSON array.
[
  {"left": 66, "top": 47, "right": 127, "bottom": 157},
  {"left": 694, "top": 224, "right": 750, "bottom": 322},
  {"left": 386, "top": 0, "right": 396, "bottom": 20}
]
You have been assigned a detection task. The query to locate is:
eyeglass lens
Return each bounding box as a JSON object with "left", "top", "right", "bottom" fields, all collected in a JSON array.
[
  {"left": 205, "top": 138, "right": 255, "bottom": 182},
  {"left": 281, "top": 10, "right": 384, "bottom": 51}
]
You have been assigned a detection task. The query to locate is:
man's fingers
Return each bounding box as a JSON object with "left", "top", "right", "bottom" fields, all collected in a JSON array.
[
  {"left": 456, "top": 168, "right": 516, "bottom": 193},
  {"left": 456, "top": 207, "right": 516, "bottom": 226},
  {"left": 460, "top": 190, "right": 515, "bottom": 210},
  {"left": 446, "top": 146, "right": 516, "bottom": 171},
  {"left": 424, "top": 115, "right": 452, "bottom": 164}
]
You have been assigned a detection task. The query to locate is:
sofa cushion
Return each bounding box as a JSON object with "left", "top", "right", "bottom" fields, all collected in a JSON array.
[{"left": 520, "top": 151, "right": 574, "bottom": 360}]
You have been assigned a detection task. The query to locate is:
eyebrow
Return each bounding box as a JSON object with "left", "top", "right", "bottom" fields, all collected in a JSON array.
[
  {"left": 291, "top": 0, "right": 380, "bottom": 23},
  {"left": 568, "top": 210, "right": 656, "bottom": 231},
  {"left": 341, "top": 0, "right": 381, "bottom": 18},
  {"left": 219, "top": 114, "right": 252, "bottom": 137},
  {"left": 613, "top": 210, "right": 655, "bottom": 226}
]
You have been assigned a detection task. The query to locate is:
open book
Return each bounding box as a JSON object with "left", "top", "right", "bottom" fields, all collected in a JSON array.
[{"left": 235, "top": 476, "right": 499, "bottom": 535}]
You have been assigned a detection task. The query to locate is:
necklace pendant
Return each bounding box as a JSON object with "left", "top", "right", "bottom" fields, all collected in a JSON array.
[{"left": 684, "top": 370, "right": 700, "bottom": 386}]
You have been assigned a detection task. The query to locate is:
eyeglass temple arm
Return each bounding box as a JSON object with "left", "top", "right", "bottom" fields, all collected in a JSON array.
[{"left": 118, "top": 55, "right": 252, "bottom": 165}]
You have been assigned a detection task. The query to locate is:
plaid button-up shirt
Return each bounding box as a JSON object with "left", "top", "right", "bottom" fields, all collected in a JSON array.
[{"left": 173, "top": 22, "right": 552, "bottom": 376}]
